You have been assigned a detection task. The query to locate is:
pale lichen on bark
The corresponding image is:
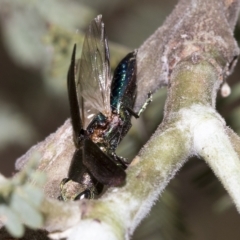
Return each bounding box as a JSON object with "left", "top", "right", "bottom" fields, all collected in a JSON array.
[{"left": 8, "top": 0, "right": 240, "bottom": 239}]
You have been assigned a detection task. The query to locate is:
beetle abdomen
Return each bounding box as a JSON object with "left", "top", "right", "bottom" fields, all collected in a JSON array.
[{"left": 110, "top": 51, "right": 137, "bottom": 112}]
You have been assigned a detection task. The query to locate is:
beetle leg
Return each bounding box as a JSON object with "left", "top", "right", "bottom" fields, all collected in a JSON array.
[
  {"left": 125, "top": 92, "right": 152, "bottom": 118},
  {"left": 137, "top": 92, "right": 152, "bottom": 116},
  {"left": 111, "top": 152, "right": 129, "bottom": 169},
  {"left": 58, "top": 178, "right": 71, "bottom": 201}
]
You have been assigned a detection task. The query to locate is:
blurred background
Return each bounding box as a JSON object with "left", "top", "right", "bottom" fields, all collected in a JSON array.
[{"left": 0, "top": 0, "right": 240, "bottom": 239}]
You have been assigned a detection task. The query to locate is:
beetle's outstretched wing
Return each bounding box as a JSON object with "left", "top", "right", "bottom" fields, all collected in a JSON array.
[
  {"left": 83, "top": 139, "right": 126, "bottom": 186},
  {"left": 76, "top": 15, "right": 111, "bottom": 128},
  {"left": 67, "top": 44, "right": 83, "bottom": 146}
]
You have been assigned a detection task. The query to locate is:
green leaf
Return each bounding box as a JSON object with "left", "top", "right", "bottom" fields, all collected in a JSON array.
[
  {"left": 10, "top": 190, "right": 43, "bottom": 229},
  {"left": 0, "top": 205, "right": 24, "bottom": 237},
  {"left": 29, "top": 171, "right": 47, "bottom": 186},
  {"left": 21, "top": 184, "right": 44, "bottom": 208}
]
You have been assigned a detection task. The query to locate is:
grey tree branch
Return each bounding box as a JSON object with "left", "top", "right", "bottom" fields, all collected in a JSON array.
[
  {"left": 136, "top": 0, "right": 239, "bottom": 109},
  {"left": 9, "top": 0, "right": 240, "bottom": 239}
]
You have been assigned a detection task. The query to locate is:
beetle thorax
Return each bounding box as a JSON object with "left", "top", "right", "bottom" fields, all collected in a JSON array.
[{"left": 90, "top": 113, "right": 122, "bottom": 144}]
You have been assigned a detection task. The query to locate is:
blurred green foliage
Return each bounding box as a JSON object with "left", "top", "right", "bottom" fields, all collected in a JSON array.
[{"left": 0, "top": 156, "right": 46, "bottom": 237}]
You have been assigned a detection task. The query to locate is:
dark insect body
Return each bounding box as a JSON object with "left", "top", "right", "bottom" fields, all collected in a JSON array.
[{"left": 59, "top": 15, "right": 151, "bottom": 201}]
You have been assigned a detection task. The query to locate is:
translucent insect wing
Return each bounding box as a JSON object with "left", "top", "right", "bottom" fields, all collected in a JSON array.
[{"left": 76, "top": 15, "right": 111, "bottom": 128}]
